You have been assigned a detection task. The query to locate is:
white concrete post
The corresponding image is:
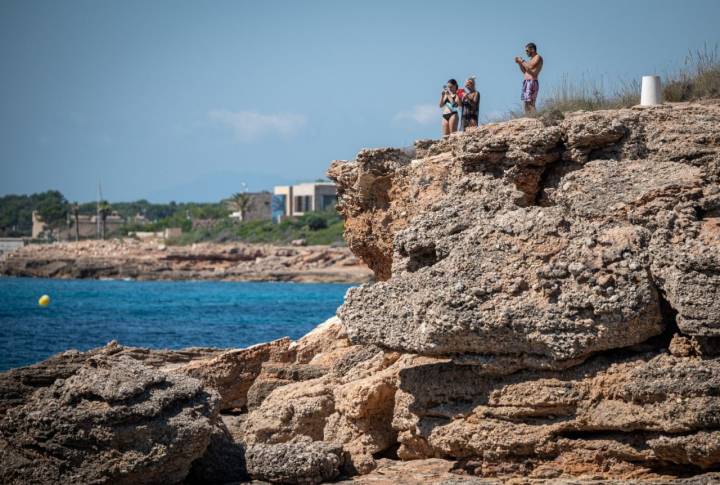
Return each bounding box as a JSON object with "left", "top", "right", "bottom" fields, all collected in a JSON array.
[{"left": 640, "top": 75, "right": 662, "bottom": 106}]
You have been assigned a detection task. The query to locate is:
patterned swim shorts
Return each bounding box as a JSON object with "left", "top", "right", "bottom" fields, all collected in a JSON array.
[{"left": 521, "top": 79, "right": 539, "bottom": 103}]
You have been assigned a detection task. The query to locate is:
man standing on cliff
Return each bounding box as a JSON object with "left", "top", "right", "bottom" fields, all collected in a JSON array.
[{"left": 515, "top": 42, "right": 543, "bottom": 114}]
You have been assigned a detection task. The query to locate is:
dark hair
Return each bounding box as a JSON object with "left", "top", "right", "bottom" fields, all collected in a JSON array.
[
  {"left": 526, "top": 42, "right": 537, "bottom": 51},
  {"left": 447, "top": 79, "right": 458, "bottom": 87}
]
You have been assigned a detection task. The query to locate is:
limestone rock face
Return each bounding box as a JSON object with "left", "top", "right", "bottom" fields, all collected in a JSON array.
[
  {"left": 0, "top": 355, "right": 219, "bottom": 485},
  {"left": 329, "top": 101, "right": 720, "bottom": 364},
  {"left": 0, "top": 341, "right": 222, "bottom": 416},
  {"left": 393, "top": 352, "right": 720, "bottom": 477},
  {"left": 173, "top": 337, "right": 295, "bottom": 411},
  {"left": 238, "top": 316, "right": 408, "bottom": 475},
  {"left": 295, "top": 101, "right": 720, "bottom": 480}
]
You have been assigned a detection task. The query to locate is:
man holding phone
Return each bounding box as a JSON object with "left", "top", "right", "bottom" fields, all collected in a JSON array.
[{"left": 515, "top": 42, "right": 544, "bottom": 114}]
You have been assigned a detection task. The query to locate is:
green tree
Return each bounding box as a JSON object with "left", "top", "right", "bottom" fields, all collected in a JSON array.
[
  {"left": 305, "top": 213, "right": 328, "bottom": 230},
  {"left": 0, "top": 190, "right": 71, "bottom": 236},
  {"left": 226, "top": 192, "right": 255, "bottom": 221},
  {"left": 98, "top": 200, "right": 111, "bottom": 240},
  {"left": 0, "top": 194, "right": 31, "bottom": 236},
  {"left": 36, "top": 190, "right": 68, "bottom": 238}
]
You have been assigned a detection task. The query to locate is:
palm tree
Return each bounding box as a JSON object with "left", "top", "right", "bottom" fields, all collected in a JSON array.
[
  {"left": 227, "top": 192, "right": 254, "bottom": 222},
  {"left": 71, "top": 202, "right": 80, "bottom": 242},
  {"left": 98, "top": 200, "right": 111, "bottom": 240}
]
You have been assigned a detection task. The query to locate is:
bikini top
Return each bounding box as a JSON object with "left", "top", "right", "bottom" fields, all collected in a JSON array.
[{"left": 444, "top": 93, "right": 459, "bottom": 113}]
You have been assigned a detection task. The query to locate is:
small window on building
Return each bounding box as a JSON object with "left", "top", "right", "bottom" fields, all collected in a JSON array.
[{"left": 294, "top": 195, "right": 312, "bottom": 213}]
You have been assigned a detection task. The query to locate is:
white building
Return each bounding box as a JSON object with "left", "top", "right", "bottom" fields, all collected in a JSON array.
[{"left": 273, "top": 182, "right": 337, "bottom": 221}]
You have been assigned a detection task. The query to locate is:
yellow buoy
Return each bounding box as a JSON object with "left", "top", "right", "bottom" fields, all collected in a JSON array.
[{"left": 38, "top": 294, "right": 51, "bottom": 307}]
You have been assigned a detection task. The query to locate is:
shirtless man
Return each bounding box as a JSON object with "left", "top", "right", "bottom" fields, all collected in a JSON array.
[{"left": 515, "top": 42, "right": 544, "bottom": 114}]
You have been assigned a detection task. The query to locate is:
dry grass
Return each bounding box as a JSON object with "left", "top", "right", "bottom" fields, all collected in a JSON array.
[
  {"left": 508, "top": 43, "right": 720, "bottom": 119},
  {"left": 663, "top": 44, "right": 720, "bottom": 101}
]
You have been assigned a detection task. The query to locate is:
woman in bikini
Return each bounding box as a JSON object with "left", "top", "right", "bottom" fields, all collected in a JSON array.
[
  {"left": 439, "top": 79, "right": 461, "bottom": 136},
  {"left": 461, "top": 77, "right": 480, "bottom": 130}
]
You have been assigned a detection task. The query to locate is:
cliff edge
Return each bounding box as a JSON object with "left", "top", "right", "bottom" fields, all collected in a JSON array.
[{"left": 329, "top": 100, "right": 719, "bottom": 364}]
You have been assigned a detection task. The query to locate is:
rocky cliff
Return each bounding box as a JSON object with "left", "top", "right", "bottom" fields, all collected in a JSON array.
[
  {"left": 2, "top": 101, "right": 720, "bottom": 484},
  {"left": 321, "top": 100, "right": 720, "bottom": 480}
]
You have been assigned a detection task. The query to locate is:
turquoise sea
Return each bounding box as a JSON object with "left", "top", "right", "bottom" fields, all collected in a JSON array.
[{"left": 0, "top": 277, "right": 352, "bottom": 371}]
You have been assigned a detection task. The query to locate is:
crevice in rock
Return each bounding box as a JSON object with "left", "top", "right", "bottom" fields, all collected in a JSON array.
[
  {"left": 462, "top": 162, "right": 505, "bottom": 178},
  {"left": 531, "top": 143, "right": 584, "bottom": 207},
  {"left": 405, "top": 245, "right": 439, "bottom": 273},
  {"left": 658, "top": 289, "right": 681, "bottom": 344},
  {"left": 224, "top": 406, "right": 247, "bottom": 415},
  {"left": 669, "top": 150, "right": 716, "bottom": 163},
  {"left": 693, "top": 205, "right": 719, "bottom": 221},
  {"left": 556, "top": 429, "right": 698, "bottom": 441},
  {"left": 373, "top": 442, "right": 400, "bottom": 461},
  {"left": 624, "top": 286, "right": 681, "bottom": 355},
  {"left": 586, "top": 141, "right": 625, "bottom": 162}
]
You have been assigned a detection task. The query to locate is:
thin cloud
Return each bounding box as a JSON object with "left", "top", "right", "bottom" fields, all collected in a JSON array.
[
  {"left": 209, "top": 110, "right": 307, "bottom": 141},
  {"left": 394, "top": 104, "right": 437, "bottom": 125}
]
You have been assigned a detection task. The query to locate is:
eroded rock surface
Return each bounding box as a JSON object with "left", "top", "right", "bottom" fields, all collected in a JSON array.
[
  {"left": 393, "top": 352, "right": 720, "bottom": 478},
  {"left": 329, "top": 101, "right": 720, "bottom": 364},
  {"left": 0, "top": 355, "right": 219, "bottom": 485},
  {"left": 0, "top": 341, "right": 222, "bottom": 416},
  {"left": 300, "top": 101, "right": 720, "bottom": 481},
  {"left": 246, "top": 442, "right": 344, "bottom": 485},
  {"left": 241, "top": 102, "right": 720, "bottom": 482},
  {"left": 174, "top": 337, "right": 294, "bottom": 411}
]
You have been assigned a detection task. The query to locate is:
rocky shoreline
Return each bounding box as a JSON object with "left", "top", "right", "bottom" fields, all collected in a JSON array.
[
  {"left": 2, "top": 100, "right": 720, "bottom": 483},
  {"left": 0, "top": 240, "right": 373, "bottom": 284}
]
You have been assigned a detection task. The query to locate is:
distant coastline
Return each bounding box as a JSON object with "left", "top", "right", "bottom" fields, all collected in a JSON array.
[{"left": 0, "top": 240, "right": 372, "bottom": 284}]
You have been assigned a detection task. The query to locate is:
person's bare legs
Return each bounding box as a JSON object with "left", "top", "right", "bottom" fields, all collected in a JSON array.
[
  {"left": 524, "top": 101, "right": 536, "bottom": 114},
  {"left": 442, "top": 118, "right": 450, "bottom": 136},
  {"left": 464, "top": 118, "right": 477, "bottom": 129},
  {"left": 449, "top": 113, "right": 459, "bottom": 133}
]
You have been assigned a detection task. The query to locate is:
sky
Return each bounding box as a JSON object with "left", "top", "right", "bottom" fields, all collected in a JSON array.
[{"left": 1, "top": 0, "right": 719, "bottom": 203}]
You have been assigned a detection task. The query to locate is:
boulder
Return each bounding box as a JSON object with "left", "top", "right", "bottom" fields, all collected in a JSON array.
[
  {"left": 245, "top": 441, "right": 344, "bottom": 484},
  {"left": 0, "top": 355, "right": 219, "bottom": 485}
]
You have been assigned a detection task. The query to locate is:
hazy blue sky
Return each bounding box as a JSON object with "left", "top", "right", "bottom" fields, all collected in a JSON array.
[{"left": 1, "top": 0, "right": 719, "bottom": 202}]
